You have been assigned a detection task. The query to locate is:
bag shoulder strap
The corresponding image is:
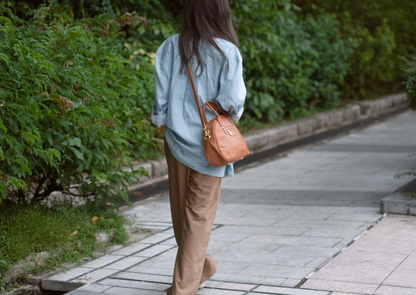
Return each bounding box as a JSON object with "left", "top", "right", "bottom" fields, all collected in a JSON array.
[{"left": 186, "top": 64, "right": 206, "bottom": 127}]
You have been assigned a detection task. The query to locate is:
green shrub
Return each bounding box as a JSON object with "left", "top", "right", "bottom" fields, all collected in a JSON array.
[
  {"left": 404, "top": 56, "right": 416, "bottom": 111},
  {"left": 0, "top": 3, "right": 152, "bottom": 207},
  {"left": 51, "top": 0, "right": 352, "bottom": 123},
  {"left": 293, "top": 0, "right": 416, "bottom": 100},
  {"left": 231, "top": 0, "right": 352, "bottom": 122}
]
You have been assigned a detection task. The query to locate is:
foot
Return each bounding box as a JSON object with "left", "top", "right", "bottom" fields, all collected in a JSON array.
[{"left": 198, "top": 282, "right": 206, "bottom": 289}]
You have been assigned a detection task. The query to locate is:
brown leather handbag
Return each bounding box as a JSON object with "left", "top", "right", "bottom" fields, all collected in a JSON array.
[{"left": 186, "top": 64, "right": 249, "bottom": 167}]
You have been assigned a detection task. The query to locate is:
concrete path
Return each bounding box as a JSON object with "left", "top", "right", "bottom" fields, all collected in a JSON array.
[
  {"left": 61, "top": 110, "right": 416, "bottom": 295},
  {"left": 303, "top": 214, "right": 416, "bottom": 295}
]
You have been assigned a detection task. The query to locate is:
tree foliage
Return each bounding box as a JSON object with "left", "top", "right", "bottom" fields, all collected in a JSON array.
[
  {"left": 0, "top": 2, "right": 153, "bottom": 207},
  {"left": 404, "top": 57, "right": 416, "bottom": 111},
  {"left": 231, "top": 0, "right": 352, "bottom": 122},
  {"left": 57, "top": 0, "right": 352, "bottom": 122},
  {"left": 293, "top": 0, "right": 416, "bottom": 100}
]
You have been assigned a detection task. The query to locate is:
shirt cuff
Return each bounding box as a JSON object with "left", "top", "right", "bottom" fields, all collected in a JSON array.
[
  {"left": 230, "top": 107, "right": 244, "bottom": 122},
  {"left": 151, "top": 112, "right": 167, "bottom": 127}
]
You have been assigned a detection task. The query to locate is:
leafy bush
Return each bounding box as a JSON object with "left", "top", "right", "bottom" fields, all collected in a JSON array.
[
  {"left": 54, "top": 0, "right": 352, "bottom": 123},
  {"left": 0, "top": 3, "right": 152, "bottom": 207},
  {"left": 294, "top": 0, "right": 416, "bottom": 100},
  {"left": 44, "top": 0, "right": 416, "bottom": 123},
  {"left": 231, "top": 0, "right": 352, "bottom": 122},
  {"left": 404, "top": 56, "right": 416, "bottom": 111}
]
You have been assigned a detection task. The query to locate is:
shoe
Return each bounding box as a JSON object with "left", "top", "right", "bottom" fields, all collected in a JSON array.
[{"left": 198, "top": 282, "right": 206, "bottom": 289}]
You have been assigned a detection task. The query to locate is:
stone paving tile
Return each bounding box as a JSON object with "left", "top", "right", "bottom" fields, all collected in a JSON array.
[
  {"left": 310, "top": 264, "right": 392, "bottom": 285},
  {"left": 100, "top": 278, "right": 169, "bottom": 291},
  {"left": 253, "top": 285, "right": 330, "bottom": 295},
  {"left": 214, "top": 216, "right": 278, "bottom": 226},
  {"left": 237, "top": 264, "right": 314, "bottom": 279},
  {"left": 213, "top": 250, "right": 316, "bottom": 266},
  {"left": 83, "top": 255, "right": 124, "bottom": 269},
  {"left": 71, "top": 269, "right": 120, "bottom": 284},
  {"left": 132, "top": 244, "right": 174, "bottom": 257},
  {"left": 48, "top": 267, "right": 94, "bottom": 281},
  {"left": 304, "top": 257, "right": 330, "bottom": 268},
  {"left": 347, "top": 237, "right": 416, "bottom": 255},
  {"left": 242, "top": 208, "right": 336, "bottom": 221},
  {"left": 127, "top": 265, "right": 173, "bottom": 276},
  {"left": 207, "top": 240, "right": 281, "bottom": 253},
  {"left": 139, "top": 233, "right": 174, "bottom": 244},
  {"left": 104, "top": 286, "right": 166, "bottom": 295},
  {"left": 77, "top": 283, "right": 112, "bottom": 292},
  {"left": 67, "top": 291, "right": 103, "bottom": 295},
  {"left": 135, "top": 256, "right": 175, "bottom": 270},
  {"left": 112, "top": 271, "right": 172, "bottom": 284},
  {"left": 382, "top": 269, "right": 416, "bottom": 288},
  {"left": 279, "top": 279, "right": 301, "bottom": 288},
  {"left": 157, "top": 247, "right": 178, "bottom": 257},
  {"left": 300, "top": 225, "right": 367, "bottom": 239},
  {"left": 210, "top": 273, "right": 286, "bottom": 286},
  {"left": 210, "top": 232, "right": 251, "bottom": 243},
  {"left": 272, "top": 245, "right": 340, "bottom": 258},
  {"left": 111, "top": 243, "right": 151, "bottom": 256},
  {"left": 326, "top": 249, "right": 407, "bottom": 271},
  {"left": 212, "top": 225, "right": 309, "bottom": 236},
  {"left": 103, "top": 256, "right": 146, "bottom": 270},
  {"left": 160, "top": 237, "right": 177, "bottom": 246},
  {"left": 325, "top": 213, "right": 382, "bottom": 222},
  {"left": 374, "top": 285, "right": 416, "bottom": 295},
  {"left": 215, "top": 282, "right": 257, "bottom": 291},
  {"left": 363, "top": 225, "right": 416, "bottom": 242},
  {"left": 241, "top": 235, "right": 342, "bottom": 248},
  {"left": 203, "top": 281, "right": 224, "bottom": 288},
  {"left": 196, "top": 289, "right": 245, "bottom": 295},
  {"left": 301, "top": 279, "right": 379, "bottom": 294},
  {"left": 398, "top": 251, "right": 416, "bottom": 271},
  {"left": 213, "top": 260, "right": 251, "bottom": 274}
]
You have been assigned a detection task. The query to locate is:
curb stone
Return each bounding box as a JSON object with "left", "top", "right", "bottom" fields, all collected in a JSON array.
[
  {"left": 133, "top": 93, "right": 408, "bottom": 184},
  {"left": 381, "top": 193, "right": 416, "bottom": 215},
  {"left": 381, "top": 178, "right": 416, "bottom": 215}
]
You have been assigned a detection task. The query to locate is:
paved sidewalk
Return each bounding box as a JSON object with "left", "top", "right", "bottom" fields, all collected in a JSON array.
[
  {"left": 59, "top": 110, "right": 416, "bottom": 295},
  {"left": 303, "top": 215, "right": 416, "bottom": 295}
]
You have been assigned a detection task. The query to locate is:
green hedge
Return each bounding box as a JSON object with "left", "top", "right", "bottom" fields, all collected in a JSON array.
[
  {"left": 44, "top": 0, "right": 416, "bottom": 120},
  {"left": 52, "top": 0, "right": 352, "bottom": 123},
  {"left": 232, "top": 0, "right": 351, "bottom": 122},
  {"left": 293, "top": 0, "right": 416, "bottom": 100},
  {"left": 404, "top": 57, "right": 416, "bottom": 111},
  {"left": 0, "top": 3, "right": 154, "bottom": 207}
]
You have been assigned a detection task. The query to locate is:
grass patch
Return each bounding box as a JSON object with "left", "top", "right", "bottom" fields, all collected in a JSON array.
[{"left": 0, "top": 202, "right": 130, "bottom": 289}]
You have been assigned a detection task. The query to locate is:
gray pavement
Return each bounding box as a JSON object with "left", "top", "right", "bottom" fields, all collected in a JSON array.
[{"left": 61, "top": 110, "right": 416, "bottom": 295}]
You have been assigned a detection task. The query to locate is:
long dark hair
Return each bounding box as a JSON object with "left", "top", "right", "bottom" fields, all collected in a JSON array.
[{"left": 179, "top": 0, "right": 239, "bottom": 75}]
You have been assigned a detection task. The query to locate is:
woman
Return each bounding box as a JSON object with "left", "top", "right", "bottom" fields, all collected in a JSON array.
[{"left": 151, "top": 0, "right": 246, "bottom": 294}]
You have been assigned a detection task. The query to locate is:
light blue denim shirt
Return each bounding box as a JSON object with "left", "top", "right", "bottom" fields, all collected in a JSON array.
[{"left": 151, "top": 34, "right": 246, "bottom": 177}]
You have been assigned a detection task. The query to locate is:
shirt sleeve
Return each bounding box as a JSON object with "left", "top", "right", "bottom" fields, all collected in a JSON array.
[
  {"left": 151, "top": 43, "right": 172, "bottom": 127},
  {"left": 214, "top": 45, "right": 246, "bottom": 122}
]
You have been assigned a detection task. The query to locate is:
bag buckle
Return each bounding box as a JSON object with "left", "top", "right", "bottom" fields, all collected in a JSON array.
[{"left": 203, "top": 127, "right": 212, "bottom": 140}]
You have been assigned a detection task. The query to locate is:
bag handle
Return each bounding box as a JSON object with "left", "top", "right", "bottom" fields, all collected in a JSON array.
[
  {"left": 186, "top": 64, "right": 206, "bottom": 128},
  {"left": 202, "top": 101, "right": 232, "bottom": 126},
  {"left": 187, "top": 64, "right": 216, "bottom": 140}
]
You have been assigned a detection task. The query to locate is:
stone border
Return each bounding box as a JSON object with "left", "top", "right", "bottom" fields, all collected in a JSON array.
[
  {"left": 132, "top": 93, "right": 408, "bottom": 184},
  {"left": 381, "top": 193, "right": 416, "bottom": 215},
  {"left": 381, "top": 178, "right": 416, "bottom": 215}
]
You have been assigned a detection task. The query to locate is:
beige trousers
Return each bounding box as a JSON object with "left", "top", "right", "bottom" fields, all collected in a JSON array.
[{"left": 164, "top": 140, "right": 222, "bottom": 295}]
